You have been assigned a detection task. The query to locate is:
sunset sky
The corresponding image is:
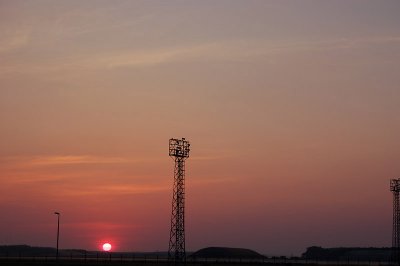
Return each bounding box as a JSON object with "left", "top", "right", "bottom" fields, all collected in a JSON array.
[{"left": 1, "top": 0, "right": 400, "bottom": 256}]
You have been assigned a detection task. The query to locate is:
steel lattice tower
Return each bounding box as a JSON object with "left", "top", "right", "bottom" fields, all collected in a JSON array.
[
  {"left": 168, "top": 138, "right": 190, "bottom": 264},
  {"left": 391, "top": 178, "right": 400, "bottom": 264}
]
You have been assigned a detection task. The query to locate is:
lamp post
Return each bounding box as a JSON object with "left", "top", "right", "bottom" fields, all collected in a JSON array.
[{"left": 54, "top": 212, "right": 60, "bottom": 261}]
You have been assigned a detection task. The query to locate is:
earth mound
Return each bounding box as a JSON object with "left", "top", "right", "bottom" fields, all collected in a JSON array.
[{"left": 191, "top": 247, "right": 265, "bottom": 259}]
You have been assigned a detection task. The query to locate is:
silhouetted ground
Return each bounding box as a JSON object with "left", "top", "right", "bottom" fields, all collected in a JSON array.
[
  {"left": 0, "top": 258, "right": 393, "bottom": 266},
  {"left": 0, "top": 245, "right": 393, "bottom": 266}
]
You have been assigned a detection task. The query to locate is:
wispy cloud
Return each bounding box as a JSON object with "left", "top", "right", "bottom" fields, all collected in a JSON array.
[
  {"left": 0, "top": 154, "right": 169, "bottom": 197},
  {"left": 60, "top": 183, "right": 170, "bottom": 197},
  {"left": 64, "top": 222, "right": 140, "bottom": 230},
  {"left": 1, "top": 174, "right": 169, "bottom": 200},
  {"left": 0, "top": 155, "right": 152, "bottom": 167},
  {"left": 67, "top": 43, "right": 228, "bottom": 70},
  {"left": 191, "top": 151, "right": 237, "bottom": 161},
  {"left": 52, "top": 4, "right": 153, "bottom": 37},
  {"left": 268, "top": 36, "right": 400, "bottom": 52},
  {"left": 0, "top": 29, "right": 31, "bottom": 53},
  {"left": 1, "top": 35, "right": 399, "bottom": 76},
  {"left": 0, "top": 42, "right": 223, "bottom": 76},
  {"left": 29, "top": 155, "right": 134, "bottom": 166}
]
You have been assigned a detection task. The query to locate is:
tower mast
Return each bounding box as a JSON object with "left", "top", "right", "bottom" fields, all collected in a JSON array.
[
  {"left": 168, "top": 138, "right": 190, "bottom": 264},
  {"left": 391, "top": 178, "right": 400, "bottom": 264}
]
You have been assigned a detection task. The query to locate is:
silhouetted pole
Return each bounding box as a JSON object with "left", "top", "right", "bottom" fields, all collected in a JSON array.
[{"left": 54, "top": 212, "right": 60, "bottom": 261}]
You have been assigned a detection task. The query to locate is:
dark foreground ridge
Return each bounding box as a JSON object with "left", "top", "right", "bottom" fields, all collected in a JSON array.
[{"left": 191, "top": 246, "right": 266, "bottom": 259}]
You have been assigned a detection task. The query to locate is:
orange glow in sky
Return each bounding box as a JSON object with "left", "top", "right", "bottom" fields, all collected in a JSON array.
[{"left": 0, "top": 0, "right": 400, "bottom": 256}]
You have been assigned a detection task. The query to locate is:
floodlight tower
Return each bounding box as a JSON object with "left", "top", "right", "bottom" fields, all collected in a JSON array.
[
  {"left": 391, "top": 178, "right": 400, "bottom": 264},
  {"left": 168, "top": 138, "right": 190, "bottom": 264}
]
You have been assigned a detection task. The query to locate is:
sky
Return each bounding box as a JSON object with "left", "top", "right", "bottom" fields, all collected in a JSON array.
[{"left": 1, "top": 0, "right": 400, "bottom": 256}]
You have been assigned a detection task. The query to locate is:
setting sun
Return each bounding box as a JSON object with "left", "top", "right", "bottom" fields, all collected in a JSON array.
[{"left": 102, "top": 243, "right": 112, "bottom": 252}]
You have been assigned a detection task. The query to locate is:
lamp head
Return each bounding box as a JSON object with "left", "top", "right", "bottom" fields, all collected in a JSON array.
[{"left": 169, "top": 138, "right": 190, "bottom": 158}]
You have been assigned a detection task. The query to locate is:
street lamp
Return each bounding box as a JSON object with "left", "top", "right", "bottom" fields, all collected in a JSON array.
[{"left": 54, "top": 212, "right": 60, "bottom": 260}]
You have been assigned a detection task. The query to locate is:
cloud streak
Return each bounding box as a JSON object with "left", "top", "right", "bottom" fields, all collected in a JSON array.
[
  {"left": 0, "top": 155, "right": 157, "bottom": 168},
  {"left": 1, "top": 35, "right": 399, "bottom": 77},
  {"left": 0, "top": 29, "right": 31, "bottom": 54},
  {"left": 0, "top": 33, "right": 399, "bottom": 79},
  {"left": 65, "top": 222, "right": 140, "bottom": 230},
  {"left": 60, "top": 183, "right": 170, "bottom": 197},
  {"left": 29, "top": 155, "right": 134, "bottom": 166}
]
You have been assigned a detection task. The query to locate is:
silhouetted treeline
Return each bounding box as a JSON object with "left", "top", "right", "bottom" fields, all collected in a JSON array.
[
  {"left": 302, "top": 246, "right": 391, "bottom": 260},
  {"left": 0, "top": 245, "right": 56, "bottom": 256}
]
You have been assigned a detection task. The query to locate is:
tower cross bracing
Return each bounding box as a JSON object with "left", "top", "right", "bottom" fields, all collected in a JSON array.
[
  {"left": 391, "top": 178, "right": 400, "bottom": 264},
  {"left": 168, "top": 138, "right": 190, "bottom": 264}
]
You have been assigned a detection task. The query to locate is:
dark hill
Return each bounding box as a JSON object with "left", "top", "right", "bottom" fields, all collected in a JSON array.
[{"left": 191, "top": 247, "right": 265, "bottom": 259}]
